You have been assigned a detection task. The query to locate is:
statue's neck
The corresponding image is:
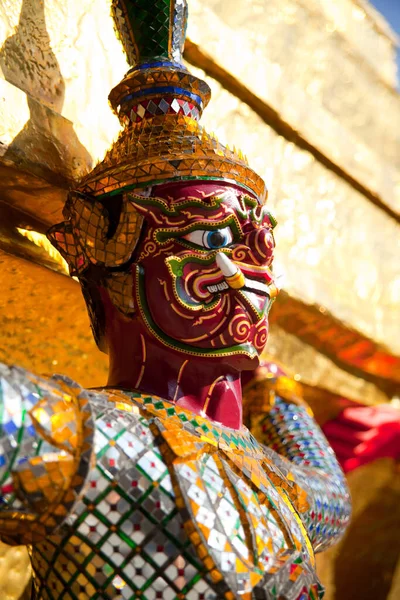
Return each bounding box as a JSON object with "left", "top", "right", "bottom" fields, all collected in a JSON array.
[{"left": 103, "top": 306, "right": 243, "bottom": 430}]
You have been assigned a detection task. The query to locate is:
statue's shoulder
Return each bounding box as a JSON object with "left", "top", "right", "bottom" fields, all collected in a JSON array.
[
  {"left": 0, "top": 363, "right": 142, "bottom": 420},
  {"left": 0, "top": 366, "right": 160, "bottom": 541},
  {"left": 81, "top": 386, "right": 159, "bottom": 452},
  {"left": 0, "top": 363, "right": 79, "bottom": 412},
  {"left": 0, "top": 364, "right": 166, "bottom": 456}
]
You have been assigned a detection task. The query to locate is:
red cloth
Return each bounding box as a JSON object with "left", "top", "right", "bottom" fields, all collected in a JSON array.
[{"left": 322, "top": 405, "right": 400, "bottom": 472}]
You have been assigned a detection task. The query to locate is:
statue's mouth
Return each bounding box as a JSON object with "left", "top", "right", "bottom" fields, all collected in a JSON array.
[
  {"left": 135, "top": 264, "right": 259, "bottom": 359},
  {"left": 205, "top": 276, "right": 270, "bottom": 297},
  {"left": 165, "top": 253, "right": 276, "bottom": 325},
  {"left": 203, "top": 273, "right": 272, "bottom": 325},
  {"left": 201, "top": 259, "right": 273, "bottom": 298}
]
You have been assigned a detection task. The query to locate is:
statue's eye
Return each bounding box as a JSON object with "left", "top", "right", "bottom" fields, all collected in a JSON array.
[{"left": 183, "top": 227, "right": 234, "bottom": 249}]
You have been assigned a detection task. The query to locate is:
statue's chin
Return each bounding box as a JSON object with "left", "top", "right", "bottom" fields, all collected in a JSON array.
[
  {"left": 218, "top": 348, "right": 261, "bottom": 372},
  {"left": 149, "top": 320, "right": 262, "bottom": 369},
  {"left": 167, "top": 337, "right": 262, "bottom": 372}
]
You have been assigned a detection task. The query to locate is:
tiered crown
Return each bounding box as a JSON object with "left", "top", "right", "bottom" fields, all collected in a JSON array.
[{"left": 78, "top": 0, "right": 267, "bottom": 202}]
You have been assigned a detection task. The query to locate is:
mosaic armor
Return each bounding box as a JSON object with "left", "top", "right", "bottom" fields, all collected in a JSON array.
[
  {"left": 0, "top": 365, "right": 349, "bottom": 600},
  {"left": 0, "top": 1, "right": 351, "bottom": 598}
]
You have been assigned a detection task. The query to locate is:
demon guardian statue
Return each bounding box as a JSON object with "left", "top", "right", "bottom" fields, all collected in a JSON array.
[{"left": 0, "top": 2, "right": 350, "bottom": 599}]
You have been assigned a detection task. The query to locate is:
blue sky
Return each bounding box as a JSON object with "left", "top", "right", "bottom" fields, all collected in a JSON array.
[{"left": 371, "top": 0, "right": 400, "bottom": 82}]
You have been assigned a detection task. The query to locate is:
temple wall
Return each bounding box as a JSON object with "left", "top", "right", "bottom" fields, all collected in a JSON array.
[
  {"left": 0, "top": 0, "right": 126, "bottom": 164},
  {"left": 189, "top": 0, "right": 400, "bottom": 180}
]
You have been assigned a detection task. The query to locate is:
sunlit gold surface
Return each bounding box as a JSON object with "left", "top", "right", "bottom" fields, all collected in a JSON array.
[
  {"left": 0, "top": 541, "right": 30, "bottom": 600},
  {"left": 267, "top": 326, "right": 390, "bottom": 408},
  {"left": 0, "top": 0, "right": 94, "bottom": 186},
  {"left": 0, "top": 249, "right": 108, "bottom": 388},
  {"left": 0, "top": 0, "right": 123, "bottom": 225},
  {"left": 0, "top": 0, "right": 127, "bottom": 163},
  {"left": 187, "top": 0, "right": 400, "bottom": 215}
]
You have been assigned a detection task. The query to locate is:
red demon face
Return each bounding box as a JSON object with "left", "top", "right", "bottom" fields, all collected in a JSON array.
[{"left": 130, "top": 182, "right": 277, "bottom": 364}]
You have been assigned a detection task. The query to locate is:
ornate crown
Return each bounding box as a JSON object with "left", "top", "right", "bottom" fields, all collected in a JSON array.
[{"left": 77, "top": 0, "right": 267, "bottom": 201}]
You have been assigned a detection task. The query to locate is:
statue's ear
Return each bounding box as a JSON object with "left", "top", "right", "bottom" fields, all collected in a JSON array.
[
  {"left": 47, "top": 221, "right": 88, "bottom": 276},
  {"left": 48, "top": 191, "right": 144, "bottom": 272}
]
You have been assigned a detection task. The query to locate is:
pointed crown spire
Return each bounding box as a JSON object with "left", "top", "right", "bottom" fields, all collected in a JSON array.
[
  {"left": 109, "top": 0, "right": 210, "bottom": 123},
  {"left": 78, "top": 0, "right": 267, "bottom": 202}
]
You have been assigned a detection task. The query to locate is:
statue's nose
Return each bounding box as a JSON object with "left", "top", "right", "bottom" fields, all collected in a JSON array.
[{"left": 245, "top": 227, "right": 274, "bottom": 266}]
